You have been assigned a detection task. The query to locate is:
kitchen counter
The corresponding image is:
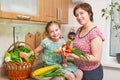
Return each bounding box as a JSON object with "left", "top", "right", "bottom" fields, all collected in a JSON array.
[
  {"left": 0, "top": 73, "right": 33, "bottom": 80},
  {"left": 0, "top": 67, "right": 9, "bottom": 80},
  {"left": 1, "top": 75, "right": 8, "bottom": 80}
]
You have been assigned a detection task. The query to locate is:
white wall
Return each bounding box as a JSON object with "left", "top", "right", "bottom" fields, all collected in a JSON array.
[{"left": 0, "top": 20, "right": 46, "bottom": 67}]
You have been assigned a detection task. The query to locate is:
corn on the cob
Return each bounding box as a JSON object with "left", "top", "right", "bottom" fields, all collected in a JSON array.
[{"left": 32, "top": 65, "right": 57, "bottom": 76}]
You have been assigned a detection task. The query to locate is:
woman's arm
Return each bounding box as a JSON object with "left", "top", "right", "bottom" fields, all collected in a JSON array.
[
  {"left": 66, "top": 36, "right": 103, "bottom": 63},
  {"left": 87, "top": 36, "right": 103, "bottom": 63}
]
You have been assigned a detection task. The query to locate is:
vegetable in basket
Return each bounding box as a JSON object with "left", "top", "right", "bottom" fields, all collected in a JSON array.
[
  {"left": 39, "top": 68, "right": 64, "bottom": 78},
  {"left": 38, "top": 67, "right": 58, "bottom": 77},
  {"left": 4, "top": 45, "right": 34, "bottom": 62},
  {"left": 4, "top": 41, "right": 36, "bottom": 80},
  {"left": 20, "top": 52, "right": 29, "bottom": 62},
  {"left": 4, "top": 52, "right": 11, "bottom": 62},
  {"left": 32, "top": 65, "right": 58, "bottom": 76}
]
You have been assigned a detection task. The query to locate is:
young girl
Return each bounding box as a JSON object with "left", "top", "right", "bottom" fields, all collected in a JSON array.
[{"left": 24, "top": 21, "right": 83, "bottom": 80}]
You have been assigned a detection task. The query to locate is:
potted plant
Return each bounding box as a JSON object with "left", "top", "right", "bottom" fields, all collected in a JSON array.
[
  {"left": 101, "top": 1, "right": 120, "bottom": 40},
  {"left": 101, "top": 1, "right": 120, "bottom": 63}
]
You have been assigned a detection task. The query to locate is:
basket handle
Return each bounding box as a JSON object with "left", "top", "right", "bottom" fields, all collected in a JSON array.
[{"left": 7, "top": 41, "right": 36, "bottom": 60}]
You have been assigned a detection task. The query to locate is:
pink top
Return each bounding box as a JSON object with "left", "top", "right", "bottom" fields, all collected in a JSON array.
[{"left": 73, "top": 27, "right": 105, "bottom": 71}]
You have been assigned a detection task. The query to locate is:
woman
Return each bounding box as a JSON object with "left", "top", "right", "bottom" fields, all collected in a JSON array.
[{"left": 67, "top": 2, "right": 104, "bottom": 80}]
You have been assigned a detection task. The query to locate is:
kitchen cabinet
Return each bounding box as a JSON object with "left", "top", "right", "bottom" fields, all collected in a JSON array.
[
  {"left": 0, "top": 0, "right": 69, "bottom": 23},
  {"left": 40, "top": 0, "right": 56, "bottom": 22},
  {"left": 0, "top": 0, "right": 42, "bottom": 21},
  {"left": 41, "top": 0, "right": 69, "bottom": 23},
  {"left": 56, "top": 0, "right": 69, "bottom": 23}
]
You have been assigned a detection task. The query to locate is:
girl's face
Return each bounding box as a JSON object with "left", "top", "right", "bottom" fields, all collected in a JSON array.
[
  {"left": 48, "top": 24, "right": 61, "bottom": 41},
  {"left": 75, "top": 8, "right": 90, "bottom": 25}
]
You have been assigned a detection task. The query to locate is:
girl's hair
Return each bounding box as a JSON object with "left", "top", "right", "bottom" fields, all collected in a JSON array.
[
  {"left": 73, "top": 2, "right": 94, "bottom": 21},
  {"left": 45, "top": 21, "right": 61, "bottom": 33}
]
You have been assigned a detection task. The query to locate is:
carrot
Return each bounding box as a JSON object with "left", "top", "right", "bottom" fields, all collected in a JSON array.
[
  {"left": 20, "top": 52, "right": 29, "bottom": 62},
  {"left": 54, "top": 49, "right": 61, "bottom": 53},
  {"left": 65, "top": 49, "right": 72, "bottom": 54}
]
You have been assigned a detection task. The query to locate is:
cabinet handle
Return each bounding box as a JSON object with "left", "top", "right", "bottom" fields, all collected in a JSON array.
[
  {"left": 16, "top": 15, "right": 31, "bottom": 20},
  {"left": 59, "top": 8, "right": 62, "bottom": 21},
  {"left": 57, "top": 8, "right": 60, "bottom": 21}
]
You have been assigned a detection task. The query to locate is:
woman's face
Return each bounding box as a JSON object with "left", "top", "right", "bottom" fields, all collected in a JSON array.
[
  {"left": 75, "top": 8, "right": 90, "bottom": 25},
  {"left": 48, "top": 24, "right": 61, "bottom": 41}
]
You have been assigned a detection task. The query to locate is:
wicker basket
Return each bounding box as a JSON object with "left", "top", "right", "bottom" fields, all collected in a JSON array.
[{"left": 4, "top": 41, "right": 36, "bottom": 80}]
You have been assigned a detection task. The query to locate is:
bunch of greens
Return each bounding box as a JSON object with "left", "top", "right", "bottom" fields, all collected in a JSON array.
[
  {"left": 6, "top": 45, "right": 34, "bottom": 62},
  {"left": 38, "top": 67, "right": 64, "bottom": 78}
]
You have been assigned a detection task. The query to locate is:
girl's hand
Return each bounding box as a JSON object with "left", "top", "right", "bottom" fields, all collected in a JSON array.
[
  {"left": 20, "top": 52, "right": 28, "bottom": 57},
  {"left": 30, "top": 51, "right": 34, "bottom": 55},
  {"left": 20, "top": 51, "right": 33, "bottom": 57},
  {"left": 20, "top": 52, "right": 29, "bottom": 62},
  {"left": 62, "top": 63, "right": 68, "bottom": 68}
]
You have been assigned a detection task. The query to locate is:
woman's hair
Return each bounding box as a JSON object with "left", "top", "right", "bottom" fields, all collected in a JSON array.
[
  {"left": 45, "top": 21, "right": 61, "bottom": 33},
  {"left": 73, "top": 2, "right": 94, "bottom": 21}
]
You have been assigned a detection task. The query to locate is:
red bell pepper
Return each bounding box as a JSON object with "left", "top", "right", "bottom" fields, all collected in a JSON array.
[
  {"left": 62, "top": 44, "right": 69, "bottom": 50},
  {"left": 65, "top": 49, "right": 72, "bottom": 54}
]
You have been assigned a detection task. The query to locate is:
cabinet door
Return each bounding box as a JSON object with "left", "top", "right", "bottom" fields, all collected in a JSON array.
[
  {"left": 0, "top": 0, "right": 42, "bottom": 21},
  {"left": 56, "top": 0, "right": 69, "bottom": 24},
  {"left": 41, "top": 0, "right": 57, "bottom": 22},
  {"left": 60, "top": 0, "right": 69, "bottom": 23},
  {"left": 0, "top": 11, "right": 1, "bottom": 18},
  {"left": 41, "top": 0, "right": 68, "bottom": 23}
]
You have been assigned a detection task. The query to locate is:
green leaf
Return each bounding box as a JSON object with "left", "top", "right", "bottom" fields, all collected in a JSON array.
[{"left": 71, "top": 48, "right": 88, "bottom": 60}]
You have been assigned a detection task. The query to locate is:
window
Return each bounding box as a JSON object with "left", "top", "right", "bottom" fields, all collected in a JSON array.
[{"left": 110, "top": 0, "right": 120, "bottom": 56}]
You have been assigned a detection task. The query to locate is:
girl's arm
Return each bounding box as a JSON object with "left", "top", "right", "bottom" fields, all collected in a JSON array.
[
  {"left": 61, "top": 49, "right": 68, "bottom": 68},
  {"left": 30, "top": 45, "right": 44, "bottom": 55},
  {"left": 34, "top": 45, "right": 44, "bottom": 53},
  {"left": 20, "top": 45, "right": 44, "bottom": 61}
]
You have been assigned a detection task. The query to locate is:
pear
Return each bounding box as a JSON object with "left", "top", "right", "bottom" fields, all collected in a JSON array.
[
  {"left": 5, "top": 51, "right": 11, "bottom": 57},
  {"left": 4, "top": 51, "right": 11, "bottom": 62}
]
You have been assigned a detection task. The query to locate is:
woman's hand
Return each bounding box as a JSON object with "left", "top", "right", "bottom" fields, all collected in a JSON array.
[{"left": 65, "top": 53, "right": 80, "bottom": 59}]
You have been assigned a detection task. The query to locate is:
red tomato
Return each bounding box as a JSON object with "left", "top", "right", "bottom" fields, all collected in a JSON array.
[
  {"left": 62, "top": 44, "right": 69, "bottom": 50},
  {"left": 65, "top": 49, "right": 72, "bottom": 54}
]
